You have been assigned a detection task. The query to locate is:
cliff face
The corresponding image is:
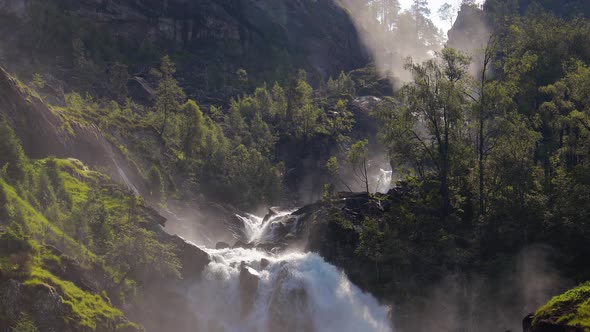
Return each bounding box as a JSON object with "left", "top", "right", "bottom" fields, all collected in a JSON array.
[
  {"left": 0, "top": 0, "right": 368, "bottom": 96},
  {"left": 0, "top": 67, "right": 150, "bottom": 196},
  {"left": 447, "top": 4, "right": 489, "bottom": 57}
]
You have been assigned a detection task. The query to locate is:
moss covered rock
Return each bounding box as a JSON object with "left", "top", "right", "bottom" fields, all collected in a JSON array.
[{"left": 530, "top": 281, "right": 590, "bottom": 332}]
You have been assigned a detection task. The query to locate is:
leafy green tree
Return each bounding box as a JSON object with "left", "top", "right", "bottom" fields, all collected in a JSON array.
[
  {"left": 106, "top": 225, "right": 180, "bottom": 290},
  {"left": 109, "top": 62, "right": 129, "bottom": 104},
  {"left": 0, "top": 184, "right": 8, "bottom": 222},
  {"left": 253, "top": 85, "right": 274, "bottom": 120},
  {"left": 347, "top": 140, "right": 371, "bottom": 193},
  {"left": 11, "top": 313, "right": 38, "bottom": 332},
  {"left": 226, "top": 98, "right": 248, "bottom": 141},
  {"left": 468, "top": 35, "right": 509, "bottom": 217},
  {"left": 32, "top": 73, "right": 45, "bottom": 89},
  {"left": 250, "top": 111, "right": 276, "bottom": 155},
  {"left": 147, "top": 165, "right": 165, "bottom": 203},
  {"left": 377, "top": 48, "right": 471, "bottom": 217},
  {"left": 295, "top": 103, "right": 323, "bottom": 140},
  {"left": 84, "top": 189, "right": 112, "bottom": 253},
  {"left": 485, "top": 112, "right": 541, "bottom": 227},
  {"left": 181, "top": 100, "right": 206, "bottom": 161},
  {"left": 236, "top": 68, "right": 248, "bottom": 82},
  {"left": 33, "top": 168, "right": 57, "bottom": 212},
  {"left": 151, "top": 55, "right": 186, "bottom": 139},
  {"left": 328, "top": 72, "right": 356, "bottom": 96},
  {"left": 328, "top": 99, "right": 355, "bottom": 144},
  {"left": 0, "top": 120, "right": 26, "bottom": 184},
  {"left": 326, "top": 156, "right": 353, "bottom": 192},
  {"left": 271, "top": 82, "right": 288, "bottom": 123},
  {"left": 356, "top": 217, "right": 384, "bottom": 281},
  {"left": 365, "top": 0, "right": 401, "bottom": 30},
  {"left": 437, "top": 3, "right": 455, "bottom": 26}
]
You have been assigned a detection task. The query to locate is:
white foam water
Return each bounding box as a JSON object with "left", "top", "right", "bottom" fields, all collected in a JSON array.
[
  {"left": 186, "top": 209, "right": 393, "bottom": 332},
  {"left": 189, "top": 247, "right": 393, "bottom": 332},
  {"left": 373, "top": 168, "right": 393, "bottom": 194}
]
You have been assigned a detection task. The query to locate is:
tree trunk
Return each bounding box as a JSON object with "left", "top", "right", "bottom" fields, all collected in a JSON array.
[
  {"left": 479, "top": 112, "right": 485, "bottom": 216},
  {"left": 364, "top": 159, "right": 370, "bottom": 193}
]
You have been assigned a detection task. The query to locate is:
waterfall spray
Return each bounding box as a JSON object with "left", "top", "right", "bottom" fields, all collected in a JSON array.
[{"left": 187, "top": 210, "right": 394, "bottom": 332}]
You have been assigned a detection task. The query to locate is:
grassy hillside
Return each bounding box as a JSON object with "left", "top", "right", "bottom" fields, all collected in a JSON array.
[{"left": 0, "top": 119, "right": 186, "bottom": 331}]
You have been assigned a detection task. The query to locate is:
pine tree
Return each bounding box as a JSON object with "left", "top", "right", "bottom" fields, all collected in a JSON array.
[
  {"left": 152, "top": 56, "right": 186, "bottom": 139},
  {"left": 0, "top": 119, "right": 26, "bottom": 184}
]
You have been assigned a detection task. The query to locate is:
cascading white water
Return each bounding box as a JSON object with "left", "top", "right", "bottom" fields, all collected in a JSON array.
[
  {"left": 373, "top": 168, "right": 393, "bottom": 194},
  {"left": 236, "top": 210, "right": 301, "bottom": 245},
  {"left": 188, "top": 210, "right": 394, "bottom": 332}
]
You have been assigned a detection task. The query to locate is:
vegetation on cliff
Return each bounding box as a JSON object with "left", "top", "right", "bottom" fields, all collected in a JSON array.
[
  {"left": 0, "top": 120, "right": 183, "bottom": 331},
  {"left": 1, "top": 0, "right": 590, "bottom": 331}
]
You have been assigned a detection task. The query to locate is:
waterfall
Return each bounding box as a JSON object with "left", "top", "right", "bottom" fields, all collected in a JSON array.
[
  {"left": 187, "top": 210, "right": 394, "bottom": 332},
  {"left": 373, "top": 168, "right": 393, "bottom": 194},
  {"left": 236, "top": 209, "right": 301, "bottom": 245}
]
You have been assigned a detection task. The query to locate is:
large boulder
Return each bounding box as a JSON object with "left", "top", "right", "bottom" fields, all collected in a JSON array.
[
  {"left": 169, "top": 235, "right": 211, "bottom": 280},
  {"left": 524, "top": 281, "right": 590, "bottom": 332},
  {"left": 215, "top": 241, "right": 230, "bottom": 250},
  {"left": 239, "top": 262, "right": 260, "bottom": 317}
]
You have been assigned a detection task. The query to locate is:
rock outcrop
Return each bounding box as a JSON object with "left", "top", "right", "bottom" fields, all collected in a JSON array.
[
  {"left": 0, "top": 0, "right": 368, "bottom": 96},
  {"left": 0, "top": 67, "right": 146, "bottom": 193},
  {"left": 524, "top": 281, "right": 590, "bottom": 332},
  {"left": 239, "top": 262, "right": 260, "bottom": 317}
]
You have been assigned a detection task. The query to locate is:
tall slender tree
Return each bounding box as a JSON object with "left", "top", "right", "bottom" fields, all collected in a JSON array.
[{"left": 152, "top": 56, "right": 186, "bottom": 139}]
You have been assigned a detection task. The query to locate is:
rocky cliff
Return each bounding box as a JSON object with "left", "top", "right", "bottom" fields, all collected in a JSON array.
[
  {"left": 0, "top": 0, "right": 368, "bottom": 98},
  {"left": 0, "top": 66, "right": 147, "bottom": 192}
]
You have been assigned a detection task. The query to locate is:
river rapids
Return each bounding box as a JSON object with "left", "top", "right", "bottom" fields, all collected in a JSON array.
[{"left": 186, "top": 210, "right": 394, "bottom": 332}]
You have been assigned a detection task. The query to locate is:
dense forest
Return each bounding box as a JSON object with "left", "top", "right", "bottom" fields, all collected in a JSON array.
[{"left": 0, "top": 0, "right": 590, "bottom": 331}]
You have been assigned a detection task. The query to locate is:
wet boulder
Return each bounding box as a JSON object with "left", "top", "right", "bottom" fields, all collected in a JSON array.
[
  {"left": 260, "top": 258, "right": 271, "bottom": 270},
  {"left": 215, "top": 242, "right": 230, "bottom": 250},
  {"left": 262, "top": 207, "right": 281, "bottom": 223},
  {"left": 239, "top": 262, "right": 260, "bottom": 318}
]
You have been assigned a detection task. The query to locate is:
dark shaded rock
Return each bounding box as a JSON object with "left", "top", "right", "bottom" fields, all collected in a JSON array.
[
  {"left": 239, "top": 262, "right": 260, "bottom": 317},
  {"left": 170, "top": 236, "right": 210, "bottom": 280},
  {"left": 142, "top": 205, "right": 168, "bottom": 227},
  {"left": 523, "top": 313, "right": 534, "bottom": 332},
  {"left": 262, "top": 207, "right": 280, "bottom": 223},
  {"left": 256, "top": 242, "right": 287, "bottom": 253},
  {"left": 0, "top": 0, "right": 368, "bottom": 99},
  {"left": 529, "top": 320, "right": 583, "bottom": 332},
  {"left": 447, "top": 4, "right": 488, "bottom": 55},
  {"left": 25, "top": 283, "right": 65, "bottom": 332},
  {"left": 216, "top": 241, "right": 230, "bottom": 249},
  {"left": 233, "top": 240, "right": 254, "bottom": 249},
  {"left": 260, "top": 258, "right": 270, "bottom": 270},
  {"left": 349, "top": 96, "right": 382, "bottom": 138}
]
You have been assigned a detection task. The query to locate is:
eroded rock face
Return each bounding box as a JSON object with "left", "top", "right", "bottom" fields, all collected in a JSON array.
[
  {"left": 0, "top": 0, "right": 27, "bottom": 17},
  {"left": 0, "top": 67, "right": 146, "bottom": 194},
  {"left": 0, "top": 0, "right": 368, "bottom": 92},
  {"left": 162, "top": 234, "right": 211, "bottom": 281}
]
